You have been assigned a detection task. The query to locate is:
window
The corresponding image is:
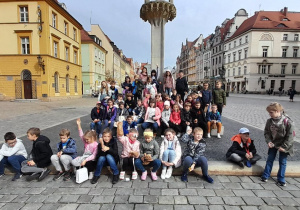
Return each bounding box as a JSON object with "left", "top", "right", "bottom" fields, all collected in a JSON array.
[
  {"left": 224, "top": 45, "right": 226, "bottom": 51},
  {"left": 262, "top": 48, "right": 268, "bottom": 57},
  {"left": 280, "top": 80, "right": 285, "bottom": 89},
  {"left": 219, "top": 56, "right": 221, "bottom": 64},
  {"left": 234, "top": 41, "right": 236, "bottom": 47},
  {"left": 21, "top": 37, "right": 30, "bottom": 54},
  {"left": 20, "top": 6, "right": 28, "bottom": 22},
  {"left": 293, "top": 48, "right": 298, "bottom": 57},
  {"left": 213, "top": 49, "right": 214, "bottom": 54},
  {"left": 228, "top": 54, "right": 231, "bottom": 63},
  {"left": 261, "top": 65, "right": 266, "bottom": 74},
  {"left": 64, "top": 22, "right": 68, "bottom": 35},
  {"left": 239, "top": 38, "right": 242, "bottom": 45},
  {"left": 73, "top": 28, "right": 77, "bottom": 41},
  {"left": 212, "top": 58, "right": 214, "bottom": 65},
  {"left": 244, "top": 66, "right": 247, "bottom": 75},
  {"left": 216, "top": 57, "right": 218, "bottom": 64},
  {"left": 66, "top": 75, "right": 70, "bottom": 93},
  {"left": 233, "top": 68, "right": 235, "bottom": 76},
  {"left": 282, "top": 48, "right": 287, "bottom": 58},
  {"left": 244, "top": 49, "right": 248, "bottom": 59},
  {"left": 53, "top": 42, "right": 58, "bottom": 58},
  {"left": 283, "top": 34, "right": 288, "bottom": 41},
  {"left": 52, "top": 13, "right": 57, "bottom": 28},
  {"left": 227, "top": 69, "right": 230, "bottom": 77},
  {"left": 219, "top": 45, "right": 221, "bottom": 51},
  {"left": 95, "top": 48, "right": 97, "bottom": 58},
  {"left": 294, "top": 34, "right": 299, "bottom": 41},
  {"left": 74, "top": 51, "right": 77, "bottom": 64},
  {"left": 229, "top": 43, "right": 231, "bottom": 49},
  {"left": 233, "top": 52, "right": 236, "bottom": 62},
  {"left": 238, "top": 51, "right": 241, "bottom": 60},
  {"left": 245, "top": 35, "right": 248, "bottom": 43},
  {"left": 281, "top": 65, "right": 286, "bottom": 74},
  {"left": 238, "top": 67, "right": 241, "bottom": 76},
  {"left": 291, "top": 80, "right": 296, "bottom": 89},
  {"left": 292, "top": 65, "right": 297, "bottom": 74},
  {"left": 65, "top": 47, "right": 69, "bottom": 61},
  {"left": 74, "top": 76, "right": 78, "bottom": 93},
  {"left": 54, "top": 72, "right": 59, "bottom": 93},
  {"left": 271, "top": 80, "right": 275, "bottom": 89},
  {"left": 261, "top": 80, "right": 265, "bottom": 89}
]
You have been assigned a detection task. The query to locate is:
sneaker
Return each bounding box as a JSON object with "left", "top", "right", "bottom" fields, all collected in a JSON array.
[
  {"left": 260, "top": 176, "right": 268, "bottom": 182},
  {"left": 12, "top": 173, "right": 22, "bottom": 181},
  {"left": 161, "top": 168, "right": 167, "bottom": 180},
  {"left": 63, "top": 171, "right": 72, "bottom": 181},
  {"left": 204, "top": 175, "right": 214, "bottom": 183},
  {"left": 119, "top": 171, "right": 125, "bottom": 180},
  {"left": 151, "top": 171, "right": 158, "bottom": 181},
  {"left": 181, "top": 173, "right": 188, "bottom": 182},
  {"left": 207, "top": 133, "right": 211, "bottom": 138},
  {"left": 0, "top": 174, "right": 5, "bottom": 178},
  {"left": 132, "top": 171, "right": 138, "bottom": 180},
  {"left": 53, "top": 171, "right": 65, "bottom": 181},
  {"left": 141, "top": 171, "right": 147, "bottom": 181},
  {"left": 112, "top": 174, "right": 119, "bottom": 184},
  {"left": 217, "top": 133, "right": 221, "bottom": 139},
  {"left": 276, "top": 181, "right": 286, "bottom": 187},
  {"left": 91, "top": 176, "right": 100, "bottom": 184},
  {"left": 26, "top": 173, "right": 41, "bottom": 181},
  {"left": 165, "top": 166, "right": 173, "bottom": 179},
  {"left": 88, "top": 172, "right": 94, "bottom": 180},
  {"left": 176, "top": 133, "right": 181, "bottom": 138},
  {"left": 238, "top": 161, "right": 245, "bottom": 168},
  {"left": 38, "top": 169, "right": 51, "bottom": 181}
]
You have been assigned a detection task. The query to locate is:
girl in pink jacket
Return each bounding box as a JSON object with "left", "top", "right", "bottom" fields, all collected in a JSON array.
[
  {"left": 163, "top": 69, "right": 175, "bottom": 97},
  {"left": 169, "top": 104, "right": 182, "bottom": 135},
  {"left": 139, "top": 67, "right": 148, "bottom": 85},
  {"left": 141, "top": 97, "right": 161, "bottom": 134}
]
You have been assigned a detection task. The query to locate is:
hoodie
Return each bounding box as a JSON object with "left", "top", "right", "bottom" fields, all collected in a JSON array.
[
  {"left": 226, "top": 134, "right": 257, "bottom": 158},
  {"left": 0, "top": 139, "right": 28, "bottom": 161},
  {"left": 31, "top": 135, "right": 53, "bottom": 168},
  {"left": 139, "top": 139, "right": 160, "bottom": 160},
  {"left": 96, "top": 137, "right": 119, "bottom": 164}
]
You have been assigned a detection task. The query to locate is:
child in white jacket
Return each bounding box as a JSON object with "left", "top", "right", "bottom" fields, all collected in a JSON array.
[{"left": 0, "top": 132, "right": 28, "bottom": 181}]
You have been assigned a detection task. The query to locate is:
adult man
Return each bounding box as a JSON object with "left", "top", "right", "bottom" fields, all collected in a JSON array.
[{"left": 175, "top": 70, "right": 188, "bottom": 101}]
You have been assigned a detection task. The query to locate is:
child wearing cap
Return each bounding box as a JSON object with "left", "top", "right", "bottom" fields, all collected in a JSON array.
[
  {"left": 134, "top": 129, "right": 161, "bottom": 181},
  {"left": 161, "top": 100, "right": 171, "bottom": 134},
  {"left": 226, "top": 127, "right": 261, "bottom": 168}
]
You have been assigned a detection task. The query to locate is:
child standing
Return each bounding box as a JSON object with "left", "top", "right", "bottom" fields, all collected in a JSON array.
[
  {"left": 169, "top": 104, "right": 182, "bottom": 135},
  {"left": 71, "top": 119, "right": 98, "bottom": 180},
  {"left": 123, "top": 115, "right": 138, "bottom": 136},
  {"left": 144, "top": 76, "right": 157, "bottom": 99},
  {"left": 261, "top": 102, "right": 295, "bottom": 186},
  {"left": 21, "top": 128, "right": 53, "bottom": 182},
  {"left": 163, "top": 69, "right": 175, "bottom": 97},
  {"left": 132, "top": 75, "right": 144, "bottom": 103},
  {"left": 91, "top": 128, "right": 119, "bottom": 184},
  {"left": 180, "top": 127, "right": 213, "bottom": 183},
  {"left": 133, "top": 99, "right": 145, "bottom": 124},
  {"left": 134, "top": 129, "right": 161, "bottom": 181},
  {"left": 109, "top": 81, "right": 119, "bottom": 101},
  {"left": 0, "top": 132, "right": 27, "bottom": 181},
  {"left": 160, "top": 128, "right": 182, "bottom": 179},
  {"left": 117, "top": 122, "right": 140, "bottom": 180},
  {"left": 206, "top": 104, "right": 222, "bottom": 139},
  {"left": 226, "top": 128, "right": 261, "bottom": 168},
  {"left": 51, "top": 129, "right": 77, "bottom": 181},
  {"left": 151, "top": 69, "right": 159, "bottom": 90},
  {"left": 139, "top": 67, "right": 148, "bottom": 85},
  {"left": 212, "top": 80, "right": 226, "bottom": 115},
  {"left": 142, "top": 97, "right": 161, "bottom": 134},
  {"left": 201, "top": 82, "right": 212, "bottom": 113},
  {"left": 122, "top": 76, "right": 132, "bottom": 97},
  {"left": 98, "top": 81, "right": 109, "bottom": 101}
]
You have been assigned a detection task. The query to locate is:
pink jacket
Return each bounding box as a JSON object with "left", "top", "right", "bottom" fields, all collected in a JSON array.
[
  {"left": 143, "top": 97, "right": 162, "bottom": 126},
  {"left": 139, "top": 73, "right": 148, "bottom": 84},
  {"left": 163, "top": 76, "right": 175, "bottom": 90},
  {"left": 118, "top": 136, "right": 140, "bottom": 158},
  {"left": 170, "top": 111, "right": 181, "bottom": 124},
  {"left": 79, "top": 129, "right": 98, "bottom": 162}
]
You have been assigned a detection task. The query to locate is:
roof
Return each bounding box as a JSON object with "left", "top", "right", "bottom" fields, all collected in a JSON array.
[
  {"left": 220, "top": 18, "right": 234, "bottom": 41},
  {"left": 80, "top": 29, "right": 93, "bottom": 42},
  {"left": 228, "top": 8, "right": 300, "bottom": 41}
]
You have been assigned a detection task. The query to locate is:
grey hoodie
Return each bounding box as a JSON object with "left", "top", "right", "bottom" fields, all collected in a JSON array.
[
  {"left": 139, "top": 139, "right": 159, "bottom": 160},
  {"left": 161, "top": 108, "right": 171, "bottom": 126},
  {"left": 0, "top": 139, "right": 28, "bottom": 161}
]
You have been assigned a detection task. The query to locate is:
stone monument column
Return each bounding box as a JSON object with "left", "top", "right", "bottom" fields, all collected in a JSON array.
[{"left": 140, "top": 0, "right": 176, "bottom": 78}]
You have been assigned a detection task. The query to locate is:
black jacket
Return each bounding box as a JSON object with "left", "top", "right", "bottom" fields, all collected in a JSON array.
[
  {"left": 91, "top": 106, "right": 106, "bottom": 121},
  {"left": 181, "top": 109, "right": 193, "bottom": 124},
  {"left": 96, "top": 137, "right": 119, "bottom": 164},
  {"left": 226, "top": 138, "right": 257, "bottom": 158},
  {"left": 31, "top": 135, "right": 53, "bottom": 168},
  {"left": 191, "top": 108, "right": 207, "bottom": 123},
  {"left": 176, "top": 77, "right": 188, "bottom": 93},
  {"left": 125, "top": 99, "right": 136, "bottom": 110}
]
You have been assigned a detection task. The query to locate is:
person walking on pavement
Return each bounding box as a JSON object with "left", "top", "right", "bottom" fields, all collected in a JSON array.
[
  {"left": 175, "top": 70, "right": 188, "bottom": 102},
  {"left": 288, "top": 87, "right": 296, "bottom": 102}
]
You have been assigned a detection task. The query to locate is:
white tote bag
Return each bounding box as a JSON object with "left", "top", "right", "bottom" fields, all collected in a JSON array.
[{"left": 76, "top": 167, "right": 88, "bottom": 184}]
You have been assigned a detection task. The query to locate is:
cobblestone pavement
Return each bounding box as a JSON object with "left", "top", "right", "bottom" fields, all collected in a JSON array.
[
  {"left": 223, "top": 94, "right": 300, "bottom": 142},
  {"left": 0, "top": 174, "right": 300, "bottom": 210}
]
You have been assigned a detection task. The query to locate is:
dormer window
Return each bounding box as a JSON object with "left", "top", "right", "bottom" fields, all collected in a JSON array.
[
  {"left": 282, "top": 18, "right": 289, "bottom": 21},
  {"left": 262, "top": 17, "right": 270, "bottom": 21}
]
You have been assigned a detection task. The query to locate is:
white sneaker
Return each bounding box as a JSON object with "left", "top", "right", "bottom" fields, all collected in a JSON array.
[
  {"left": 165, "top": 166, "right": 173, "bottom": 179},
  {"left": 88, "top": 172, "right": 93, "bottom": 180},
  {"left": 132, "top": 171, "right": 138, "bottom": 180},
  {"left": 207, "top": 133, "right": 211, "bottom": 138},
  {"left": 119, "top": 171, "right": 125, "bottom": 180},
  {"left": 161, "top": 168, "right": 167, "bottom": 180},
  {"left": 176, "top": 133, "right": 181, "bottom": 138},
  {"left": 217, "top": 133, "right": 221, "bottom": 139}
]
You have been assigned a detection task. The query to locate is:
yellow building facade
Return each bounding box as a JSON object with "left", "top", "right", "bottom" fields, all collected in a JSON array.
[{"left": 0, "top": 0, "right": 82, "bottom": 100}]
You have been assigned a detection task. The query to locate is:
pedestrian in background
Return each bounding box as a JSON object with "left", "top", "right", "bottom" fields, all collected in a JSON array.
[
  {"left": 175, "top": 70, "right": 188, "bottom": 101},
  {"left": 288, "top": 87, "right": 296, "bottom": 102}
]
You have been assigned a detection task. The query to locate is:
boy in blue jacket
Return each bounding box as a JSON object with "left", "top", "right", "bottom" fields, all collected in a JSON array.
[
  {"left": 200, "top": 82, "right": 212, "bottom": 113},
  {"left": 207, "top": 104, "right": 222, "bottom": 139},
  {"left": 51, "top": 129, "right": 77, "bottom": 181},
  {"left": 123, "top": 115, "right": 137, "bottom": 136}
]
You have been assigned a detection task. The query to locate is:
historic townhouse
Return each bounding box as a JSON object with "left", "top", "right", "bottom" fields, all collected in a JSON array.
[
  {"left": 0, "top": 0, "right": 82, "bottom": 100},
  {"left": 224, "top": 7, "right": 300, "bottom": 93}
]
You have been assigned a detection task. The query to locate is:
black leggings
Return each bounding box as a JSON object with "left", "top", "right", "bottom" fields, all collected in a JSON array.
[{"left": 122, "top": 157, "right": 135, "bottom": 171}]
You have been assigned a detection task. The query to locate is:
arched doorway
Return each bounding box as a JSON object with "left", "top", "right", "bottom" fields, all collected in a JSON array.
[{"left": 22, "top": 70, "right": 32, "bottom": 99}]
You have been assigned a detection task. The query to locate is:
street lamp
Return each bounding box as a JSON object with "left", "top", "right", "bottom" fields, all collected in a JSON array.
[{"left": 37, "top": 55, "right": 45, "bottom": 74}]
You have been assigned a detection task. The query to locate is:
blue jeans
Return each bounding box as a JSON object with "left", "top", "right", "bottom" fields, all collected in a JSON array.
[
  {"left": 182, "top": 156, "right": 208, "bottom": 177},
  {"left": 136, "top": 118, "right": 144, "bottom": 124},
  {"left": 94, "top": 154, "right": 119, "bottom": 177},
  {"left": 90, "top": 121, "right": 102, "bottom": 135},
  {"left": 0, "top": 155, "right": 26, "bottom": 174},
  {"left": 134, "top": 158, "right": 161, "bottom": 172},
  {"left": 128, "top": 108, "right": 133, "bottom": 115},
  {"left": 162, "top": 150, "right": 176, "bottom": 169},
  {"left": 141, "top": 122, "right": 159, "bottom": 132},
  {"left": 103, "top": 119, "right": 115, "bottom": 131},
  {"left": 262, "top": 147, "right": 288, "bottom": 183},
  {"left": 165, "top": 88, "right": 172, "bottom": 97}
]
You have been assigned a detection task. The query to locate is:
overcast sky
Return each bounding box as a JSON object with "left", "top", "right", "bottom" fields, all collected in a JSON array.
[{"left": 62, "top": 0, "right": 300, "bottom": 68}]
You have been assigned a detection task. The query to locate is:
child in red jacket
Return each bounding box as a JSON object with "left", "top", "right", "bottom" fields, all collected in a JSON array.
[
  {"left": 169, "top": 104, "right": 182, "bottom": 136},
  {"left": 155, "top": 94, "right": 164, "bottom": 113}
]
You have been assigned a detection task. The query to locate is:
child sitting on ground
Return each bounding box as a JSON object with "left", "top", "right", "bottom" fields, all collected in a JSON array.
[
  {"left": 114, "top": 94, "right": 124, "bottom": 108},
  {"left": 125, "top": 93, "right": 136, "bottom": 115},
  {"left": 206, "top": 104, "right": 222, "bottom": 139},
  {"left": 181, "top": 102, "right": 193, "bottom": 133},
  {"left": 133, "top": 99, "right": 145, "bottom": 124},
  {"left": 191, "top": 101, "right": 208, "bottom": 138},
  {"left": 155, "top": 94, "right": 164, "bottom": 113},
  {"left": 71, "top": 119, "right": 98, "bottom": 181},
  {"left": 180, "top": 127, "right": 213, "bottom": 183},
  {"left": 123, "top": 115, "right": 138, "bottom": 136},
  {"left": 51, "top": 129, "right": 77, "bottom": 181},
  {"left": 117, "top": 122, "right": 140, "bottom": 180},
  {"left": 134, "top": 129, "right": 161, "bottom": 181},
  {"left": 21, "top": 128, "right": 53, "bottom": 182},
  {"left": 91, "top": 128, "right": 119, "bottom": 184},
  {"left": 116, "top": 102, "right": 129, "bottom": 122},
  {"left": 169, "top": 104, "right": 182, "bottom": 136},
  {"left": 161, "top": 101, "right": 172, "bottom": 134},
  {"left": 226, "top": 127, "right": 261, "bottom": 168},
  {"left": 0, "top": 132, "right": 27, "bottom": 181},
  {"left": 101, "top": 98, "right": 117, "bottom": 132},
  {"left": 90, "top": 101, "right": 105, "bottom": 137},
  {"left": 141, "top": 96, "right": 161, "bottom": 134},
  {"left": 159, "top": 128, "right": 182, "bottom": 180},
  {"left": 261, "top": 102, "right": 295, "bottom": 187}
]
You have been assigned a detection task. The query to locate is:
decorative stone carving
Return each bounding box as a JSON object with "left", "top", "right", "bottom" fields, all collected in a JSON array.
[{"left": 260, "top": 33, "right": 273, "bottom": 41}]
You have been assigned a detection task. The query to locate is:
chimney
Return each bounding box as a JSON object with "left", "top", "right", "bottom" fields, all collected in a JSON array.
[{"left": 283, "top": 7, "right": 288, "bottom": 16}]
